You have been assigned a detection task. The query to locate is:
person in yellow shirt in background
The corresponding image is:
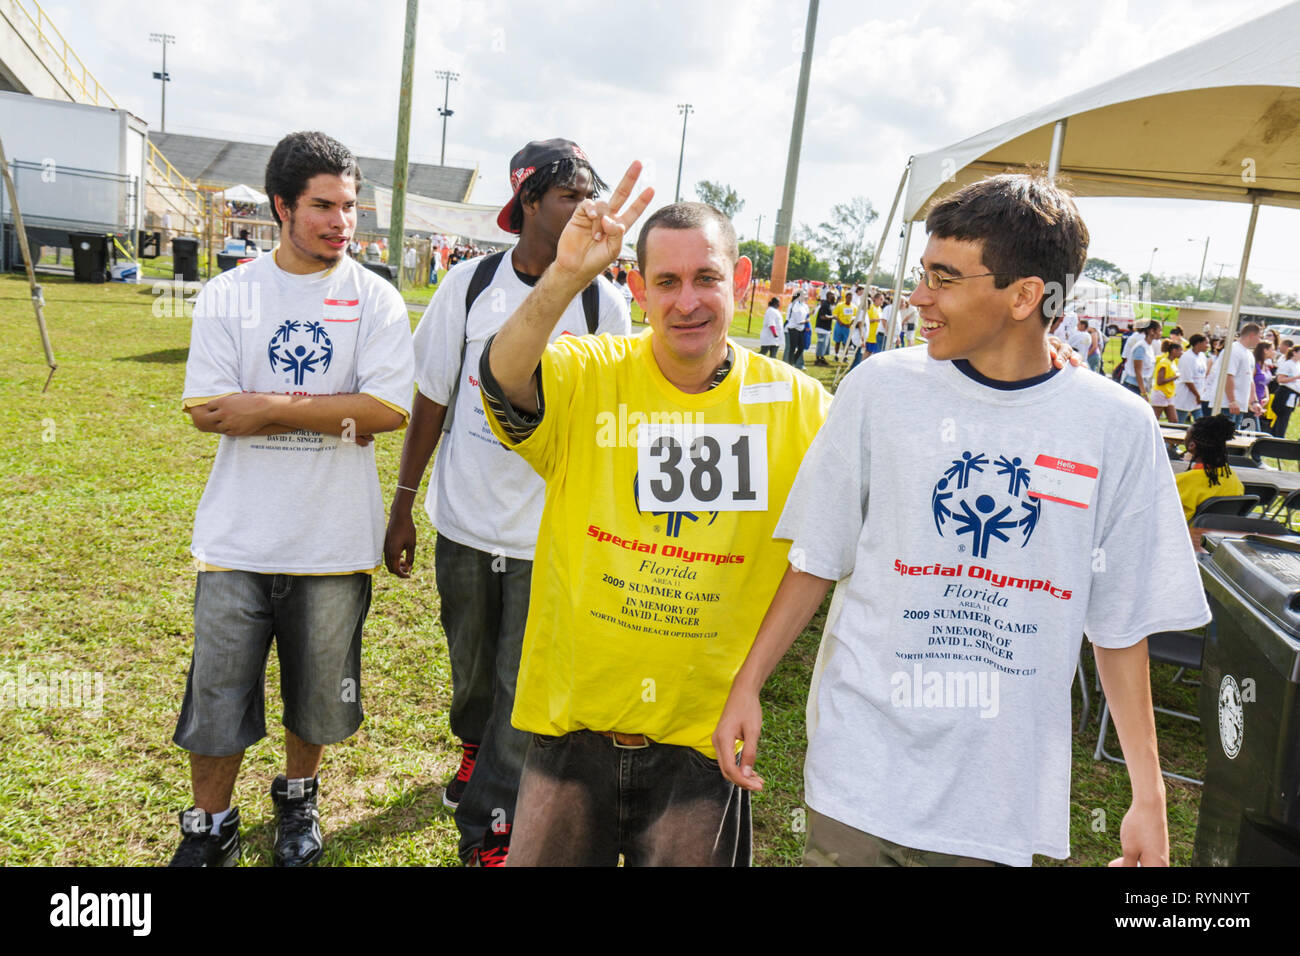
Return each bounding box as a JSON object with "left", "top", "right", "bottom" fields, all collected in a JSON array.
[
  {"left": 1150, "top": 341, "right": 1182, "bottom": 423},
  {"left": 865, "top": 290, "right": 885, "bottom": 356},
  {"left": 1176, "top": 414, "right": 1246, "bottom": 523},
  {"left": 478, "top": 164, "right": 831, "bottom": 866},
  {"left": 831, "top": 290, "right": 857, "bottom": 363}
]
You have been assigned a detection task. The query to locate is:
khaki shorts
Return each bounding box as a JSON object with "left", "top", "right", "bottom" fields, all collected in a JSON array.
[{"left": 801, "top": 809, "right": 1003, "bottom": 867}]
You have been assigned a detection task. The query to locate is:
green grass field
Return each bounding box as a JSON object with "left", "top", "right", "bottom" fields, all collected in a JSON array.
[{"left": 0, "top": 273, "right": 1207, "bottom": 866}]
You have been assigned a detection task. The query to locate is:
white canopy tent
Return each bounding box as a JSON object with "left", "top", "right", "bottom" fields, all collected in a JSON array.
[
  {"left": 220, "top": 183, "right": 268, "bottom": 205},
  {"left": 372, "top": 184, "right": 515, "bottom": 246},
  {"left": 874, "top": 0, "right": 1300, "bottom": 411}
]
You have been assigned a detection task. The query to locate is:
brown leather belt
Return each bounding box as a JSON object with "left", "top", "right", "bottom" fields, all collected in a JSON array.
[{"left": 596, "top": 731, "right": 651, "bottom": 749}]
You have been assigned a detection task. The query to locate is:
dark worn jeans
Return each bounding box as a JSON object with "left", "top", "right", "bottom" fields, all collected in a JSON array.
[
  {"left": 175, "top": 571, "right": 371, "bottom": 755},
  {"left": 434, "top": 534, "right": 533, "bottom": 861},
  {"left": 508, "top": 730, "right": 752, "bottom": 867}
]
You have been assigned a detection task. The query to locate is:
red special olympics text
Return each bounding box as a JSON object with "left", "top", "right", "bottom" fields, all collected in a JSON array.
[
  {"left": 893, "top": 559, "right": 1071, "bottom": 600},
  {"left": 587, "top": 525, "right": 745, "bottom": 566}
]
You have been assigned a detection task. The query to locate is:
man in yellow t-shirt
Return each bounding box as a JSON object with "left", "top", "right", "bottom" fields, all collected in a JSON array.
[{"left": 478, "top": 164, "right": 830, "bottom": 866}]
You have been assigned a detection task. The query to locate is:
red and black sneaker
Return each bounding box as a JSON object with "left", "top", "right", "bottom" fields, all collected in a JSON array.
[
  {"left": 442, "top": 742, "right": 479, "bottom": 810},
  {"left": 470, "top": 823, "right": 510, "bottom": 867}
]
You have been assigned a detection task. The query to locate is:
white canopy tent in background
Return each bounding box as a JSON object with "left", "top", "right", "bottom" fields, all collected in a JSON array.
[
  {"left": 872, "top": 0, "right": 1300, "bottom": 412},
  {"left": 372, "top": 184, "right": 515, "bottom": 246},
  {"left": 220, "top": 183, "right": 268, "bottom": 205}
]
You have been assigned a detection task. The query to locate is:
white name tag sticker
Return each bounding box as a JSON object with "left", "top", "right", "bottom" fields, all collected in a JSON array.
[
  {"left": 1028, "top": 455, "right": 1099, "bottom": 510},
  {"left": 323, "top": 297, "right": 360, "bottom": 322},
  {"left": 637, "top": 424, "right": 768, "bottom": 512},
  {"left": 739, "top": 381, "right": 792, "bottom": 404}
]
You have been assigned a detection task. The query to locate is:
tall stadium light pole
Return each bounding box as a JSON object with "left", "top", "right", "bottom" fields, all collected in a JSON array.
[
  {"left": 388, "top": 0, "right": 419, "bottom": 287},
  {"left": 149, "top": 33, "right": 174, "bottom": 133},
  {"left": 436, "top": 70, "right": 459, "bottom": 166},
  {"left": 674, "top": 104, "right": 693, "bottom": 202},
  {"left": 769, "top": 0, "right": 819, "bottom": 298}
]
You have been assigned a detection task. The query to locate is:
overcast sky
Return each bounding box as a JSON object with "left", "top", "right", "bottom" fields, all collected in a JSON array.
[{"left": 42, "top": 0, "right": 1300, "bottom": 295}]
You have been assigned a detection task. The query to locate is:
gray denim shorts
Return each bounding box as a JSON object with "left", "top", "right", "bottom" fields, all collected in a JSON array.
[{"left": 173, "top": 571, "right": 371, "bottom": 756}]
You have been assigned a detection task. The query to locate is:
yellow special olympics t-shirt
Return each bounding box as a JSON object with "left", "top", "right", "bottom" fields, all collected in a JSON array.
[{"left": 483, "top": 331, "right": 831, "bottom": 756}]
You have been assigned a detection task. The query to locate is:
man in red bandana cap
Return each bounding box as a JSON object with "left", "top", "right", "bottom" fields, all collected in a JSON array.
[{"left": 385, "top": 139, "right": 631, "bottom": 865}]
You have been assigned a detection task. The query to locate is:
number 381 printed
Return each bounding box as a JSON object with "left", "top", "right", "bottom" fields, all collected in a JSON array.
[{"left": 636, "top": 424, "right": 769, "bottom": 512}]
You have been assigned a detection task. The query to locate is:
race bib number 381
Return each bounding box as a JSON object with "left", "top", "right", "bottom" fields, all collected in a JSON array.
[{"left": 637, "top": 424, "right": 768, "bottom": 512}]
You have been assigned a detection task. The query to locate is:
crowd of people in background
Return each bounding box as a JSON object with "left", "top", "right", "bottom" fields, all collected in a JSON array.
[
  {"left": 1113, "top": 319, "right": 1300, "bottom": 437},
  {"left": 776, "top": 280, "right": 918, "bottom": 371}
]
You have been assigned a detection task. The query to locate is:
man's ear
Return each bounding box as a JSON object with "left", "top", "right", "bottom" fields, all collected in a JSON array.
[
  {"left": 628, "top": 269, "right": 648, "bottom": 309},
  {"left": 273, "top": 194, "right": 291, "bottom": 225},
  {"left": 732, "top": 256, "right": 753, "bottom": 298},
  {"left": 1009, "top": 276, "right": 1046, "bottom": 323}
]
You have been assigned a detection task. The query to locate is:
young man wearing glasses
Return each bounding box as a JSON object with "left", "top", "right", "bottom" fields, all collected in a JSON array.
[{"left": 713, "top": 173, "right": 1209, "bottom": 867}]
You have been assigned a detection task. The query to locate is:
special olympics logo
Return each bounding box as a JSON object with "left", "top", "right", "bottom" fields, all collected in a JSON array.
[
  {"left": 931, "top": 450, "right": 1042, "bottom": 559},
  {"left": 1218, "top": 674, "right": 1243, "bottom": 759},
  {"left": 267, "top": 320, "right": 333, "bottom": 386}
]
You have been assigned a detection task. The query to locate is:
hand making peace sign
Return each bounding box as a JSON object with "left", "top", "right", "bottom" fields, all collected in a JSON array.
[{"left": 553, "top": 161, "right": 656, "bottom": 286}]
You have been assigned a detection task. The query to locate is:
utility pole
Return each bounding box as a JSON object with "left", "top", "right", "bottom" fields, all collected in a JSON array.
[
  {"left": 755, "top": 213, "right": 764, "bottom": 245},
  {"left": 149, "top": 33, "right": 174, "bottom": 133},
  {"left": 388, "top": 0, "right": 419, "bottom": 287},
  {"left": 769, "top": 0, "right": 819, "bottom": 298},
  {"left": 1192, "top": 235, "right": 1209, "bottom": 299},
  {"left": 674, "top": 104, "right": 693, "bottom": 202},
  {"left": 435, "top": 70, "right": 459, "bottom": 166}
]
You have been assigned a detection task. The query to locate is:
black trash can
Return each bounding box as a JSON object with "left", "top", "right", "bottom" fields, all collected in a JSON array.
[
  {"left": 171, "top": 237, "right": 200, "bottom": 283},
  {"left": 137, "top": 230, "right": 162, "bottom": 259},
  {"left": 362, "top": 261, "right": 398, "bottom": 286},
  {"left": 69, "top": 232, "right": 110, "bottom": 283},
  {"left": 1193, "top": 534, "right": 1300, "bottom": 865}
]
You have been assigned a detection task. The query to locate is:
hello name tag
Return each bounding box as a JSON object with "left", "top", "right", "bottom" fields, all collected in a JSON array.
[
  {"left": 739, "top": 381, "right": 792, "bottom": 404},
  {"left": 1027, "top": 455, "right": 1099, "bottom": 509},
  {"left": 323, "top": 297, "right": 360, "bottom": 322}
]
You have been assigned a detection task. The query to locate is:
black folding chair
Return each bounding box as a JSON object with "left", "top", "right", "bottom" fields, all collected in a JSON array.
[
  {"left": 1227, "top": 455, "right": 1258, "bottom": 470},
  {"left": 1192, "top": 494, "right": 1259, "bottom": 518},
  {"left": 1093, "top": 631, "right": 1204, "bottom": 786},
  {"left": 1272, "top": 488, "right": 1300, "bottom": 528},
  {"left": 1249, "top": 438, "right": 1300, "bottom": 470},
  {"left": 1241, "top": 482, "right": 1278, "bottom": 514},
  {"left": 1191, "top": 513, "right": 1296, "bottom": 536}
]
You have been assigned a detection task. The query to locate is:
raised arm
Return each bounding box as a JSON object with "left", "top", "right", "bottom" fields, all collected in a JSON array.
[{"left": 488, "top": 162, "right": 654, "bottom": 414}]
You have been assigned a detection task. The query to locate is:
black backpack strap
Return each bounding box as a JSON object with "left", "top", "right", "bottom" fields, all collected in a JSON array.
[
  {"left": 582, "top": 282, "right": 600, "bottom": 334},
  {"left": 444, "top": 250, "right": 507, "bottom": 433},
  {"left": 465, "top": 250, "right": 507, "bottom": 314}
]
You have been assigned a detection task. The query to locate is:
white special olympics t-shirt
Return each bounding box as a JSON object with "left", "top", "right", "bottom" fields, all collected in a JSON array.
[
  {"left": 776, "top": 347, "right": 1210, "bottom": 866},
  {"left": 182, "top": 252, "right": 415, "bottom": 572},
  {"left": 412, "top": 250, "right": 631, "bottom": 559}
]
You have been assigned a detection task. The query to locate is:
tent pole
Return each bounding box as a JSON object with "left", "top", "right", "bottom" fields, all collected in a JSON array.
[
  {"left": 884, "top": 220, "right": 914, "bottom": 352},
  {"left": 1047, "top": 119, "right": 1068, "bottom": 181},
  {"left": 1211, "top": 196, "right": 1260, "bottom": 414},
  {"left": 864, "top": 159, "right": 910, "bottom": 288},
  {"left": 0, "top": 134, "right": 57, "bottom": 391}
]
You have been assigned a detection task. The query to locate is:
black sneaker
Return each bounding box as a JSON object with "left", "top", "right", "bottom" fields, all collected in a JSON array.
[
  {"left": 470, "top": 822, "right": 510, "bottom": 867},
  {"left": 168, "top": 807, "right": 241, "bottom": 867},
  {"left": 271, "top": 775, "right": 323, "bottom": 867},
  {"left": 442, "top": 742, "right": 479, "bottom": 810}
]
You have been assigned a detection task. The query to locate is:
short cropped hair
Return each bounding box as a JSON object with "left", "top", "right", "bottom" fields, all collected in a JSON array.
[
  {"left": 924, "top": 173, "right": 1089, "bottom": 325},
  {"left": 266, "top": 131, "right": 362, "bottom": 226},
  {"left": 636, "top": 202, "right": 738, "bottom": 275}
]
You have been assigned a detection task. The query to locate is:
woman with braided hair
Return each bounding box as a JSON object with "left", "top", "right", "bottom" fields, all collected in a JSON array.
[{"left": 1175, "top": 414, "right": 1246, "bottom": 522}]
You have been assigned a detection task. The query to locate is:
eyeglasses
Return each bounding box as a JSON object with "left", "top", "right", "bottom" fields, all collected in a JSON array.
[{"left": 910, "top": 265, "right": 1014, "bottom": 291}]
